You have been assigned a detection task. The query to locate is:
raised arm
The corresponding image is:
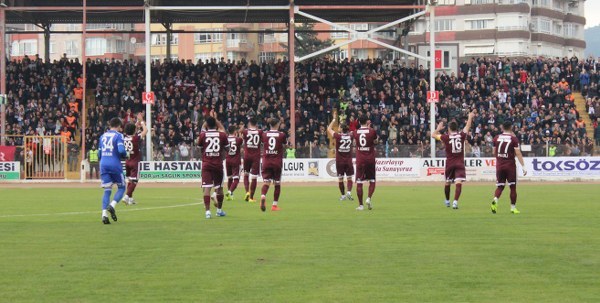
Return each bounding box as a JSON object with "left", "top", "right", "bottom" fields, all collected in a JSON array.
[
  {"left": 327, "top": 112, "right": 337, "bottom": 137},
  {"left": 137, "top": 112, "right": 148, "bottom": 138},
  {"left": 216, "top": 120, "right": 225, "bottom": 132},
  {"left": 431, "top": 122, "right": 444, "bottom": 141},
  {"left": 463, "top": 111, "right": 475, "bottom": 134},
  {"left": 210, "top": 109, "right": 225, "bottom": 132}
]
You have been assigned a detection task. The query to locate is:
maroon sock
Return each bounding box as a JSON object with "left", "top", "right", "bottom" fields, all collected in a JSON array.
[
  {"left": 128, "top": 182, "right": 137, "bottom": 198},
  {"left": 368, "top": 181, "right": 376, "bottom": 198},
  {"left": 250, "top": 179, "right": 258, "bottom": 198},
  {"left": 347, "top": 179, "right": 353, "bottom": 192},
  {"left": 357, "top": 183, "right": 364, "bottom": 205},
  {"left": 244, "top": 175, "right": 250, "bottom": 192},
  {"left": 454, "top": 183, "right": 462, "bottom": 201},
  {"left": 444, "top": 184, "right": 451, "bottom": 200},
  {"left": 203, "top": 195, "right": 210, "bottom": 211},
  {"left": 509, "top": 185, "right": 517, "bottom": 205},
  {"left": 230, "top": 178, "right": 239, "bottom": 193},
  {"left": 338, "top": 181, "right": 345, "bottom": 195},
  {"left": 217, "top": 193, "right": 224, "bottom": 209},
  {"left": 227, "top": 177, "right": 233, "bottom": 191},
  {"left": 274, "top": 184, "right": 281, "bottom": 201},
  {"left": 495, "top": 186, "right": 505, "bottom": 199},
  {"left": 261, "top": 184, "right": 270, "bottom": 196}
]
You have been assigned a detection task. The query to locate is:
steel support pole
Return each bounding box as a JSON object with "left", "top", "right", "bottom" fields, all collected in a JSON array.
[
  {"left": 365, "top": 37, "right": 428, "bottom": 61},
  {"left": 5, "top": 6, "right": 142, "bottom": 11},
  {"left": 289, "top": 0, "right": 296, "bottom": 148},
  {"left": 0, "top": 7, "right": 5, "bottom": 146},
  {"left": 429, "top": 4, "right": 436, "bottom": 158},
  {"left": 81, "top": 0, "right": 87, "bottom": 181},
  {"left": 149, "top": 6, "right": 289, "bottom": 11},
  {"left": 297, "top": 5, "right": 425, "bottom": 10},
  {"left": 164, "top": 23, "right": 172, "bottom": 61},
  {"left": 296, "top": 38, "right": 357, "bottom": 62},
  {"left": 404, "top": 32, "right": 410, "bottom": 65},
  {"left": 44, "top": 25, "right": 51, "bottom": 63},
  {"left": 145, "top": 3, "right": 152, "bottom": 161}
]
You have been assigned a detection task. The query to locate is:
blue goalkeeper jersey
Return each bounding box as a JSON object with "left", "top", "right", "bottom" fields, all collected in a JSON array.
[{"left": 99, "top": 130, "right": 127, "bottom": 174}]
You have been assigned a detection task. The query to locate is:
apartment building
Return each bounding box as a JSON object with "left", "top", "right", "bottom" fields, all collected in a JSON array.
[
  {"left": 410, "top": 0, "right": 586, "bottom": 73},
  {"left": 133, "top": 23, "right": 288, "bottom": 63},
  {"left": 8, "top": 23, "right": 141, "bottom": 61}
]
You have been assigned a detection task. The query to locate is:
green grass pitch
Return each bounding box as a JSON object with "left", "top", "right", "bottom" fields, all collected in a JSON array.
[{"left": 0, "top": 183, "right": 599, "bottom": 302}]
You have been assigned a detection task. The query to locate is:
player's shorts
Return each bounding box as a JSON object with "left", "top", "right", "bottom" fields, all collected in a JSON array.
[
  {"left": 445, "top": 164, "right": 466, "bottom": 183},
  {"left": 202, "top": 166, "right": 224, "bottom": 188},
  {"left": 100, "top": 172, "right": 125, "bottom": 188},
  {"left": 336, "top": 160, "right": 354, "bottom": 178},
  {"left": 243, "top": 157, "right": 260, "bottom": 176},
  {"left": 226, "top": 161, "right": 241, "bottom": 179},
  {"left": 355, "top": 161, "right": 376, "bottom": 183},
  {"left": 496, "top": 165, "right": 517, "bottom": 186},
  {"left": 261, "top": 164, "right": 282, "bottom": 182},
  {"left": 125, "top": 162, "right": 139, "bottom": 180}
]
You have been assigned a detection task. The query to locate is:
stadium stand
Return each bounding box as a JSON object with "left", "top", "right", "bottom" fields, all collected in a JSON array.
[{"left": 3, "top": 55, "right": 599, "bottom": 163}]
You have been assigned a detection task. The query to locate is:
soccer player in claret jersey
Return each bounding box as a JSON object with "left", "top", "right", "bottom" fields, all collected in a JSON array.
[
  {"left": 98, "top": 118, "right": 128, "bottom": 224},
  {"left": 432, "top": 111, "right": 475, "bottom": 210},
  {"left": 198, "top": 116, "right": 229, "bottom": 219},
  {"left": 353, "top": 115, "right": 378, "bottom": 211},
  {"left": 122, "top": 113, "right": 148, "bottom": 206},
  {"left": 491, "top": 121, "right": 527, "bottom": 214},
  {"left": 225, "top": 125, "right": 243, "bottom": 201},
  {"left": 242, "top": 117, "right": 263, "bottom": 203},
  {"left": 327, "top": 112, "right": 354, "bottom": 201},
  {"left": 260, "top": 118, "right": 286, "bottom": 212}
]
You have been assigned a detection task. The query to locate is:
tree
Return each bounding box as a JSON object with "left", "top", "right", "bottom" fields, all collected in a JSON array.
[{"left": 281, "top": 23, "right": 334, "bottom": 59}]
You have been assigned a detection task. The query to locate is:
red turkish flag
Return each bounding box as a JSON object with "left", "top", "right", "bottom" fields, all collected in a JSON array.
[
  {"left": 0, "top": 146, "right": 16, "bottom": 162},
  {"left": 434, "top": 50, "right": 442, "bottom": 69}
]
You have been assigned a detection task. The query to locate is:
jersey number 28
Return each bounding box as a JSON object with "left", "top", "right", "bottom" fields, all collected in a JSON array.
[{"left": 206, "top": 137, "right": 221, "bottom": 153}]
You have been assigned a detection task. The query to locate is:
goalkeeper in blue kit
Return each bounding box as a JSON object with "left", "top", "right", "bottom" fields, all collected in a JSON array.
[{"left": 98, "top": 118, "right": 128, "bottom": 224}]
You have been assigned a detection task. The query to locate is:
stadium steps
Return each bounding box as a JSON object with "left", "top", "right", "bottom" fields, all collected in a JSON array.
[
  {"left": 66, "top": 91, "right": 96, "bottom": 180},
  {"left": 573, "top": 92, "right": 595, "bottom": 138}
]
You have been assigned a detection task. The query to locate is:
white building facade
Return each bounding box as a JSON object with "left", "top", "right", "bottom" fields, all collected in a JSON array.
[{"left": 410, "top": 0, "right": 586, "bottom": 73}]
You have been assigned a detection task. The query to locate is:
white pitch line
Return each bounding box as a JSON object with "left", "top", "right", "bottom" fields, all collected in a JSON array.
[{"left": 0, "top": 202, "right": 203, "bottom": 219}]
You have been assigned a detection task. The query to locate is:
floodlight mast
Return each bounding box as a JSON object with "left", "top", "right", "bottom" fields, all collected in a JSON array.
[
  {"left": 145, "top": 1, "right": 152, "bottom": 161},
  {"left": 429, "top": 2, "right": 436, "bottom": 158}
]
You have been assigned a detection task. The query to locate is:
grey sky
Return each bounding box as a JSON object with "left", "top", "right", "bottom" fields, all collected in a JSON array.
[{"left": 586, "top": 0, "right": 600, "bottom": 28}]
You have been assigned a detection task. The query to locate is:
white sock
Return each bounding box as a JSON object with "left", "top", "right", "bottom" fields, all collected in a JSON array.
[
  {"left": 493, "top": 197, "right": 499, "bottom": 203},
  {"left": 124, "top": 195, "right": 129, "bottom": 201},
  {"left": 110, "top": 201, "right": 117, "bottom": 208},
  {"left": 273, "top": 201, "right": 278, "bottom": 206},
  {"left": 102, "top": 209, "right": 109, "bottom": 218},
  {"left": 228, "top": 191, "right": 232, "bottom": 195},
  {"left": 453, "top": 200, "right": 458, "bottom": 204},
  {"left": 347, "top": 191, "right": 351, "bottom": 195},
  {"left": 205, "top": 210, "right": 211, "bottom": 215},
  {"left": 511, "top": 204, "right": 516, "bottom": 210},
  {"left": 217, "top": 208, "right": 222, "bottom": 212},
  {"left": 445, "top": 199, "right": 450, "bottom": 203}
]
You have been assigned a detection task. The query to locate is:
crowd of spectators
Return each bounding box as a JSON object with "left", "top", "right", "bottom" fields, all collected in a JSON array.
[{"left": 3, "top": 53, "right": 600, "bottom": 162}]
